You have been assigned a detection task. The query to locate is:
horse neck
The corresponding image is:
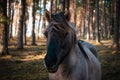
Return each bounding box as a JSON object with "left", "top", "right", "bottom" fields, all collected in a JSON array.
[
  {"left": 60, "top": 43, "right": 78, "bottom": 69},
  {"left": 57, "top": 44, "right": 80, "bottom": 79},
  {"left": 67, "top": 44, "right": 80, "bottom": 65}
]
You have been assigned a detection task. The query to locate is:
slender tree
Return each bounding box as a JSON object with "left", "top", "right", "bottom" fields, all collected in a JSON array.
[
  {"left": 55, "top": 0, "right": 58, "bottom": 13},
  {"left": 23, "top": 10, "right": 28, "bottom": 45},
  {"left": 62, "top": 0, "right": 65, "bottom": 12},
  {"left": 69, "top": 0, "right": 75, "bottom": 24},
  {"left": 9, "top": 1, "right": 14, "bottom": 39},
  {"left": 82, "top": 0, "right": 87, "bottom": 38},
  {"left": 31, "top": 0, "right": 36, "bottom": 45},
  {"left": 38, "top": 0, "right": 42, "bottom": 39},
  {"left": 91, "top": 1, "right": 95, "bottom": 40},
  {"left": 74, "top": 0, "right": 77, "bottom": 27},
  {"left": 113, "top": 0, "right": 120, "bottom": 50},
  {"left": 17, "top": 0, "right": 26, "bottom": 49},
  {"left": 42, "top": 0, "right": 46, "bottom": 29},
  {"left": 7, "top": 0, "right": 10, "bottom": 39},
  {"left": 103, "top": 0, "right": 108, "bottom": 39},
  {"left": 86, "top": 0, "right": 90, "bottom": 40},
  {"left": 67, "top": 0, "right": 70, "bottom": 10},
  {"left": 0, "top": 0, "right": 9, "bottom": 55},
  {"left": 95, "top": 0, "right": 100, "bottom": 42},
  {"left": 50, "top": 0, "right": 53, "bottom": 14}
]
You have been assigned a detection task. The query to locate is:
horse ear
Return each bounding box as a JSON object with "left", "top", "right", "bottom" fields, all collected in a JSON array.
[
  {"left": 45, "top": 9, "right": 51, "bottom": 22},
  {"left": 64, "top": 10, "right": 71, "bottom": 21}
]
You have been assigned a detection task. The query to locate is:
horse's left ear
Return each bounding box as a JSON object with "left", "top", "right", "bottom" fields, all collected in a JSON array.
[{"left": 64, "top": 10, "right": 71, "bottom": 21}]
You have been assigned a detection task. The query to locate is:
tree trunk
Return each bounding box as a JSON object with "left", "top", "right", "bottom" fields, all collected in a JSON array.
[
  {"left": 61, "top": 0, "right": 65, "bottom": 12},
  {"left": 91, "top": 5, "right": 95, "bottom": 40},
  {"left": 7, "top": 0, "right": 10, "bottom": 40},
  {"left": 103, "top": 0, "right": 108, "bottom": 39},
  {"left": 50, "top": 0, "right": 53, "bottom": 14},
  {"left": 31, "top": 0, "right": 36, "bottom": 45},
  {"left": 74, "top": 0, "right": 77, "bottom": 27},
  {"left": 86, "top": 0, "right": 90, "bottom": 40},
  {"left": 67, "top": 0, "right": 70, "bottom": 10},
  {"left": 42, "top": 0, "right": 46, "bottom": 29},
  {"left": 83, "top": 15, "right": 86, "bottom": 38},
  {"left": 95, "top": 0, "right": 100, "bottom": 42},
  {"left": 0, "top": 0, "right": 9, "bottom": 55},
  {"left": 114, "top": 0, "right": 120, "bottom": 50},
  {"left": 9, "top": 9, "right": 14, "bottom": 39},
  {"left": 17, "top": 0, "right": 26, "bottom": 49},
  {"left": 23, "top": 20, "right": 27, "bottom": 45},
  {"left": 55, "top": 0, "right": 58, "bottom": 13},
  {"left": 9, "top": 2, "right": 14, "bottom": 38},
  {"left": 69, "top": 0, "right": 74, "bottom": 23},
  {"left": 108, "top": 0, "right": 112, "bottom": 39},
  {"left": 37, "top": 0, "right": 42, "bottom": 39}
]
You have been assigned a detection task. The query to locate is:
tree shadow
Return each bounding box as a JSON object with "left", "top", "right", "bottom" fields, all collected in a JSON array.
[
  {"left": 0, "top": 39, "right": 49, "bottom": 80},
  {"left": 94, "top": 41, "right": 120, "bottom": 80},
  {"left": 0, "top": 56, "right": 49, "bottom": 80}
]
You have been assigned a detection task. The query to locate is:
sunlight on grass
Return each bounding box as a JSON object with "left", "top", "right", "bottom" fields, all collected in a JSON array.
[
  {"left": 0, "top": 55, "right": 12, "bottom": 59},
  {"left": 20, "top": 54, "right": 46, "bottom": 61},
  {"left": 0, "top": 44, "right": 3, "bottom": 53}
]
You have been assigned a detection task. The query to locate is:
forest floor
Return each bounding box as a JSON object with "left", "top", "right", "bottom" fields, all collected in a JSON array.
[{"left": 0, "top": 38, "right": 120, "bottom": 80}]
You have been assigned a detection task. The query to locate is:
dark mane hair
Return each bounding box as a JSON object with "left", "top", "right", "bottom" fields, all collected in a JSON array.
[{"left": 50, "top": 12, "right": 77, "bottom": 45}]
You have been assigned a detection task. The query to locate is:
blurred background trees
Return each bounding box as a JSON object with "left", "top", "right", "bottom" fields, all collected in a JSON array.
[{"left": 0, "top": 0, "right": 119, "bottom": 54}]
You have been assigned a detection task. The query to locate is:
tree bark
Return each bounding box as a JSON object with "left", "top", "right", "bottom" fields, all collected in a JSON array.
[
  {"left": 69, "top": 0, "right": 74, "bottom": 23},
  {"left": 31, "top": 0, "right": 36, "bottom": 45},
  {"left": 62, "top": 0, "right": 65, "bottom": 12},
  {"left": 17, "top": 0, "right": 26, "bottom": 49},
  {"left": 37, "top": 0, "right": 42, "bottom": 39},
  {"left": 114, "top": 0, "right": 120, "bottom": 50},
  {"left": 42, "top": 0, "right": 46, "bottom": 29},
  {"left": 50, "top": 0, "right": 53, "bottom": 14},
  {"left": 23, "top": 18, "right": 27, "bottom": 45},
  {"left": 95, "top": 0, "right": 100, "bottom": 42},
  {"left": 7, "top": 0, "right": 10, "bottom": 40},
  {"left": 86, "top": 0, "right": 90, "bottom": 40},
  {"left": 0, "top": 0, "right": 9, "bottom": 55},
  {"left": 74, "top": 0, "right": 77, "bottom": 27},
  {"left": 9, "top": 7, "right": 14, "bottom": 39},
  {"left": 103, "top": 0, "right": 108, "bottom": 39},
  {"left": 67, "top": 0, "right": 70, "bottom": 10},
  {"left": 54, "top": 0, "right": 57, "bottom": 13}
]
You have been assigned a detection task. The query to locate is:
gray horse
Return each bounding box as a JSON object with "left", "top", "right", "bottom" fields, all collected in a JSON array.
[{"left": 44, "top": 10, "right": 101, "bottom": 80}]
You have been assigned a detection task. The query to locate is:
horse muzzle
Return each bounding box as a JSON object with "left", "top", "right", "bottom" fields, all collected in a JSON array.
[{"left": 44, "top": 60, "right": 58, "bottom": 73}]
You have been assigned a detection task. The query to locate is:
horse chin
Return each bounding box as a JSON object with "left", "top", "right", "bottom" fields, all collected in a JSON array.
[
  {"left": 44, "top": 61, "right": 58, "bottom": 73},
  {"left": 47, "top": 64, "right": 58, "bottom": 73}
]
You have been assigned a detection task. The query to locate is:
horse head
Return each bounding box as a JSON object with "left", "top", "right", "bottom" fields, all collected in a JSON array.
[{"left": 44, "top": 10, "right": 77, "bottom": 73}]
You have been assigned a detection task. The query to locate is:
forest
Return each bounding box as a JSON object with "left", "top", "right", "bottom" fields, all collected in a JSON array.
[{"left": 0, "top": 0, "right": 120, "bottom": 80}]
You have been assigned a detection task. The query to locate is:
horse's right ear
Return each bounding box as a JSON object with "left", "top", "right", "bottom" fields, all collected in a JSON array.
[
  {"left": 45, "top": 9, "right": 51, "bottom": 22},
  {"left": 64, "top": 10, "right": 71, "bottom": 21}
]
